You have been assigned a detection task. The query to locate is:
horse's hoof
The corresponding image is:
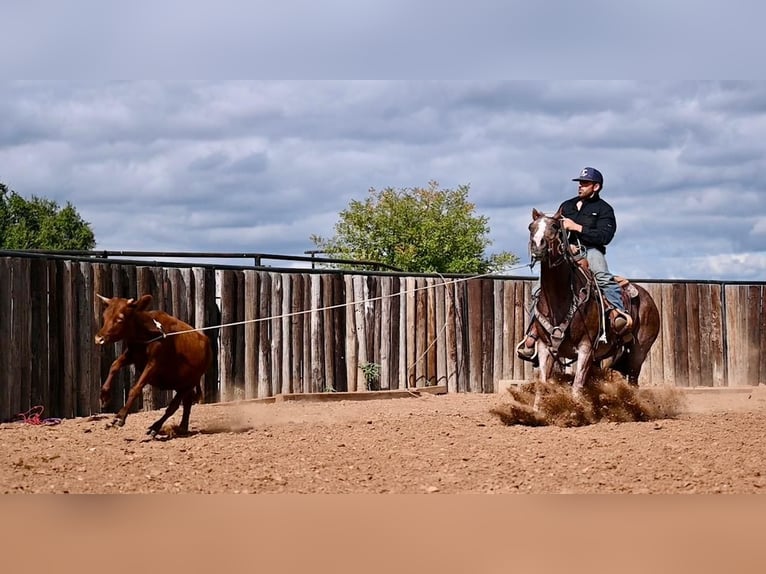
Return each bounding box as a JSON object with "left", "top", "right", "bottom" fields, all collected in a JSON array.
[{"left": 106, "top": 418, "right": 124, "bottom": 429}]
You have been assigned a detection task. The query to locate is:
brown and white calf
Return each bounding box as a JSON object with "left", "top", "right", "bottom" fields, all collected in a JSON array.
[{"left": 95, "top": 294, "right": 212, "bottom": 437}]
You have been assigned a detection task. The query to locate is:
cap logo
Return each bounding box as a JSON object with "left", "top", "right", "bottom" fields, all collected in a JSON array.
[{"left": 580, "top": 168, "right": 589, "bottom": 177}]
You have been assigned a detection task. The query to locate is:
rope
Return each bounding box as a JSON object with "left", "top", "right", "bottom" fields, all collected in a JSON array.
[
  {"left": 148, "top": 263, "right": 533, "bottom": 340},
  {"left": 12, "top": 405, "right": 62, "bottom": 426},
  {"left": 141, "top": 263, "right": 532, "bottom": 389}
]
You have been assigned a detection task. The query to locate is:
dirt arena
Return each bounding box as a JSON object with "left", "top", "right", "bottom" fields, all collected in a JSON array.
[{"left": 2, "top": 382, "right": 765, "bottom": 494}]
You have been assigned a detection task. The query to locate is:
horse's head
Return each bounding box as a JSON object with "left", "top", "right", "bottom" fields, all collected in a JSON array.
[{"left": 528, "top": 208, "right": 566, "bottom": 263}]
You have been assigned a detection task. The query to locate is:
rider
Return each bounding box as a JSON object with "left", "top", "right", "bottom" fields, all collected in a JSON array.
[{"left": 516, "top": 166, "right": 633, "bottom": 362}]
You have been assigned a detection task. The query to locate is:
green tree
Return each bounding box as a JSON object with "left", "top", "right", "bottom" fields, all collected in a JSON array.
[
  {"left": 311, "top": 181, "right": 517, "bottom": 274},
  {"left": 0, "top": 183, "right": 96, "bottom": 250}
]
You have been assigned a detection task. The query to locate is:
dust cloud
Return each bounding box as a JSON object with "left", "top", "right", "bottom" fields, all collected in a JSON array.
[{"left": 491, "top": 370, "right": 686, "bottom": 427}]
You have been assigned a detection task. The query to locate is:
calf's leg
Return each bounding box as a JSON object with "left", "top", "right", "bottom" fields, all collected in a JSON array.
[
  {"left": 108, "top": 364, "right": 156, "bottom": 428},
  {"left": 101, "top": 350, "right": 130, "bottom": 409},
  {"left": 147, "top": 390, "right": 186, "bottom": 437},
  {"left": 178, "top": 389, "right": 197, "bottom": 434}
]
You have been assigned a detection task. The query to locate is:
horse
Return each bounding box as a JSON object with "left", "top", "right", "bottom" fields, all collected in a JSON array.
[{"left": 526, "top": 208, "right": 660, "bottom": 405}]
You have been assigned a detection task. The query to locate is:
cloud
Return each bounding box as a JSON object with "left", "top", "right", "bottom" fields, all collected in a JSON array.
[{"left": 1, "top": 80, "right": 765, "bottom": 282}]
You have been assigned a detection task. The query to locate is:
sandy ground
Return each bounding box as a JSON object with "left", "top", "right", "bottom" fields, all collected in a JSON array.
[{"left": 2, "top": 384, "right": 765, "bottom": 494}]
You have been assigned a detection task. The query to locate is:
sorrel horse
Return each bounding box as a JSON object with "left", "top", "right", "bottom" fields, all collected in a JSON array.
[{"left": 527, "top": 208, "right": 660, "bottom": 403}]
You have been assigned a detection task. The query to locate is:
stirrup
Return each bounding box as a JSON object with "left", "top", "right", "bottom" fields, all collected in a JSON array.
[{"left": 515, "top": 336, "right": 538, "bottom": 363}]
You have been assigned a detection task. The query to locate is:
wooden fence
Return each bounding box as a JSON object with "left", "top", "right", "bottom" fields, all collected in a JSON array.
[{"left": 0, "top": 255, "right": 764, "bottom": 422}]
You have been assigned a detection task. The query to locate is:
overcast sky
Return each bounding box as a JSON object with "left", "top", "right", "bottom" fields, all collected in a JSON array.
[
  {"left": 2, "top": 80, "right": 765, "bottom": 282},
  {"left": 1, "top": 1, "right": 764, "bottom": 282}
]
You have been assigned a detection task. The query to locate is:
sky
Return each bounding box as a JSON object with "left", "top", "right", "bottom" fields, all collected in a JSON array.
[{"left": 1, "top": 6, "right": 764, "bottom": 282}]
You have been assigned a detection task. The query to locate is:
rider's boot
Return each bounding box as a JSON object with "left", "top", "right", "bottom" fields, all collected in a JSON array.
[
  {"left": 609, "top": 308, "right": 633, "bottom": 336},
  {"left": 515, "top": 324, "right": 539, "bottom": 365}
]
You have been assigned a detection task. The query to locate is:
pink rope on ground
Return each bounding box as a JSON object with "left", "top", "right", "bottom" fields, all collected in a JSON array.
[{"left": 13, "top": 405, "right": 62, "bottom": 426}]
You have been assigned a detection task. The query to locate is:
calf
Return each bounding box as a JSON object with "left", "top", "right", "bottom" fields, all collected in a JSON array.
[{"left": 95, "top": 294, "right": 212, "bottom": 437}]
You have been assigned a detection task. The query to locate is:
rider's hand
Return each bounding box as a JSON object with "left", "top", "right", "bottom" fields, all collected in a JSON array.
[{"left": 561, "top": 217, "right": 582, "bottom": 233}]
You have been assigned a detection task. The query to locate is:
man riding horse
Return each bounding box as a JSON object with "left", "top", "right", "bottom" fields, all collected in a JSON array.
[{"left": 517, "top": 166, "right": 633, "bottom": 363}]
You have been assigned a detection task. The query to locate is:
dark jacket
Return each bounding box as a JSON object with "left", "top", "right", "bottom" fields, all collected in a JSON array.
[{"left": 559, "top": 194, "right": 616, "bottom": 254}]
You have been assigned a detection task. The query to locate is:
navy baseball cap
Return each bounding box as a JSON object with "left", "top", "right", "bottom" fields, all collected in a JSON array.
[{"left": 572, "top": 167, "right": 603, "bottom": 184}]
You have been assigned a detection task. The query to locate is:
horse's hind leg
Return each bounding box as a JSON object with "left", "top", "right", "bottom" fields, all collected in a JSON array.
[{"left": 625, "top": 345, "right": 647, "bottom": 386}]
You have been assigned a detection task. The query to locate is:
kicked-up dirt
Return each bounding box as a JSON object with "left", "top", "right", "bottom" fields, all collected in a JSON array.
[{"left": 2, "top": 382, "right": 765, "bottom": 494}]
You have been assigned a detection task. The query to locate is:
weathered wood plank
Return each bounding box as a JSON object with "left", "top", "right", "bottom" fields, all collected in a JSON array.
[
  {"left": 467, "top": 279, "right": 483, "bottom": 393},
  {"left": 193, "top": 267, "right": 218, "bottom": 403},
  {"left": 445, "top": 281, "right": 458, "bottom": 393},
  {"left": 759, "top": 285, "right": 766, "bottom": 386},
  {"left": 61, "top": 262, "right": 79, "bottom": 418},
  {"left": 510, "top": 281, "right": 527, "bottom": 381},
  {"left": 481, "top": 279, "right": 494, "bottom": 393},
  {"left": 0, "top": 259, "right": 12, "bottom": 421},
  {"left": 426, "top": 278, "right": 437, "bottom": 386},
  {"left": 310, "top": 274, "right": 323, "bottom": 393},
  {"left": 388, "top": 277, "right": 400, "bottom": 392},
  {"left": 746, "top": 285, "right": 761, "bottom": 385},
  {"left": 332, "top": 274, "right": 347, "bottom": 392},
  {"left": 322, "top": 274, "right": 335, "bottom": 391},
  {"left": 685, "top": 283, "right": 701, "bottom": 388},
  {"left": 219, "top": 270, "right": 238, "bottom": 403},
  {"left": 501, "top": 280, "right": 513, "bottom": 382},
  {"left": 696, "top": 283, "right": 714, "bottom": 387},
  {"left": 672, "top": 283, "right": 689, "bottom": 387},
  {"left": 724, "top": 285, "right": 744, "bottom": 386},
  {"left": 244, "top": 270, "right": 259, "bottom": 400},
  {"left": 344, "top": 275, "right": 358, "bottom": 392},
  {"left": 642, "top": 282, "right": 664, "bottom": 386},
  {"left": 709, "top": 283, "right": 726, "bottom": 387},
  {"left": 270, "top": 273, "right": 283, "bottom": 396},
  {"left": 404, "top": 277, "right": 416, "bottom": 389},
  {"left": 291, "top": 274, "right": 305, "bottom": 393},
  {"left": 454, "top": 281, "right": 468, "bottom": 392},
  {"left": 660, "top": 283, "right": 676, "bottom": 387},
  {"left": 302, "top": 274, "right": 311, "bottom": 394},
  {"left": 258, "top": 272, "right": 272, "bottom": 398},
  {"left": 281, "top": 274, "right": 292, "bottom": 395},
  {"left": 353, "top": 275, "right": 369, "bottom": 390},
  {"left": 414, "top": 278, "right": 427, "bottom": 387},
  {"left": 12, "top": 258, "right": 32, "bottom": 416},
  {"left": 380, "top": 276, "right": 392, "bottom": 390},
  {"left": 29, "top": 259, "right": 50, "bottom": 414},
  {"left": 47, "top": 261, "right": 65, "bottom": 417},
  {"left": 435, "top": 279, "right": 447, "bottom": 388},
  {"left": 757, "top": 285, "right": 766, "bottom": 386},
  {"left": 370, "top": 277, "right": 381, "bottom": 383}
]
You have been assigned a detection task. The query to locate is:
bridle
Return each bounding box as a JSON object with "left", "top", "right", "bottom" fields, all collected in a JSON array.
[{"left": 529, "top": 216, "right": 570, "bottom": 268}]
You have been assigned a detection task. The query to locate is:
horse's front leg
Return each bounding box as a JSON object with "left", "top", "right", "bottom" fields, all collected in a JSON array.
[
  {"left": 572, "top": 343, "right": 594, "bottom": 400},
  {"left": 533, "top": 344, "right": 555, "bottom": 411}
]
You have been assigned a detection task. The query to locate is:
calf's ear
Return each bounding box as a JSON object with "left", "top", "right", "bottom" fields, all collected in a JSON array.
[{"left": 136, "top": 294, "right": 153, "bottom": 311}]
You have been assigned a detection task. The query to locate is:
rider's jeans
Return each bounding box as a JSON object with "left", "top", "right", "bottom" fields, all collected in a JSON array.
[{"left": 585, "top": 248, "right": 626, "bottom": 312}]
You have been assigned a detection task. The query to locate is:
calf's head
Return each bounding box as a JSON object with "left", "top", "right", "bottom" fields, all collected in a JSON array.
[{"left": 95, "top": 294, "right": 156, "bottom": 345}]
